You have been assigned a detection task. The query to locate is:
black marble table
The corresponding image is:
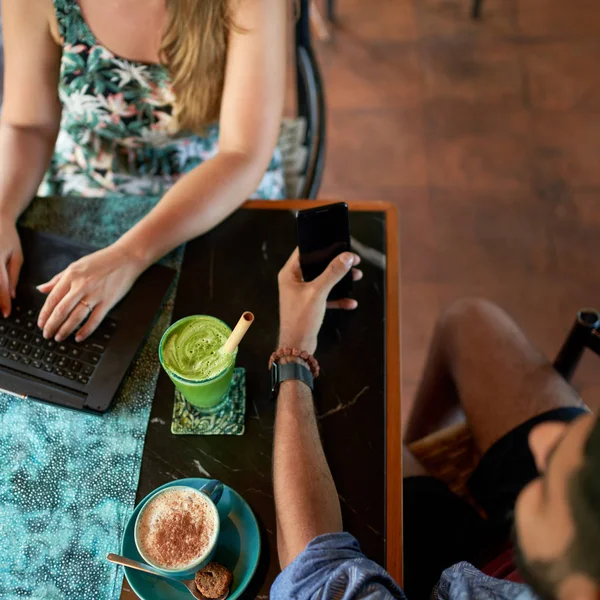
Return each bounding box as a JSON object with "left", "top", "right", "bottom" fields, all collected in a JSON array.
[{"left": 122, "top": 200, "right": 402, "bottom": 599}]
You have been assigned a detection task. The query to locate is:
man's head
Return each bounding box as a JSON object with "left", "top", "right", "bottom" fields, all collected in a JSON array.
[{"left": 515, "top": 413, "right": 600, "bottom": 600}]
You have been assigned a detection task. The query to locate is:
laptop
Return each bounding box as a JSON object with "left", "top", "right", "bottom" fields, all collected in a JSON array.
[{"left": 0, "top": 227, "right": 175, "bottom": 413}]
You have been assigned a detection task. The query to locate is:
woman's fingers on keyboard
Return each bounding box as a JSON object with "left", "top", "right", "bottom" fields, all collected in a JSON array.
[
  {"left": 38, "top": 275, "right": 70, "bottom": 332},
  {"left": 75, "top": 303, "right": 107, "bottom": 342},
  {"left": 55, "top": 302, "right": 91, "bottom": 342},
  {"left": 46, "top": 290, "right": 85, "bottom": 341}
]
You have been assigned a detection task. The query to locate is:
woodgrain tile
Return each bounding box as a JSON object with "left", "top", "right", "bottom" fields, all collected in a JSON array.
[
  {"left": 416, "top": 0, "right": 517, "bottom": 38},
  {"left": 333, "top": 0, "right": 419, "bottom": 42},
  {"left": 517, "top": 0, "right": 600, "bottom": 36},
  {"left": 533, "top": 112, "right": 600, "bottom": 187},
  {"left": 421, "top": 39, "right": 523, "bottom": 106},
  {"left": 522, "top": 41, "right": 600, "bottom": 111},
  {"left": 426, "top": 187, "right": 551, "bottom": 284},
  {"left": 579, "top": 383, "right": 600, "bottom": 413},
  {"left": 574, "top": 352, "right": 600, "bottom": 388},
  {"left": 324, "top": 109, "right": 428, "bottom": 189},
  {"left": 545, "top": 187, "right": 600, "bottom": 283},
  {"left": 568, "top": 189, "right": 600, "bottom": 227},
  {"left": 318, "top": 37, "right": 423, "bottom": 110},
  {"left": 424, "top": 101, "right": 533, "bottom": 189}
]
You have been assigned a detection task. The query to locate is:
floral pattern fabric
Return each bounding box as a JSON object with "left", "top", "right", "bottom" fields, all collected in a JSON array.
[{"left": 40, "top": 0, "right": 286, "bottom": 199}]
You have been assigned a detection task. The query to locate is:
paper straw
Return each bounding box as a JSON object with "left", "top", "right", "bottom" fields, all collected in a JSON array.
[{"left": 222, "top": 312, "right": 254, "bottom": 354}]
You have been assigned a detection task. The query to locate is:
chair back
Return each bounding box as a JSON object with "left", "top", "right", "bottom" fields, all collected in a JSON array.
[
  {"left": 294, "top": 0, "right": 326, "bottom": 199},
  {"left": 553, "top": 309, "right": 600, "bottom": 381}
]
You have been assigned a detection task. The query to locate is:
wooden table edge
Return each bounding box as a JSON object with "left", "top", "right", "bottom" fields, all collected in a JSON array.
[
  {"left": 383, "top": 203, "right": 403, "bottom": 585},
  {"left": 121, "top": 199, "right": 403, "bottom": 598},
  {"left": 243, "top": 199, "right": 395, "bottom": 212}
]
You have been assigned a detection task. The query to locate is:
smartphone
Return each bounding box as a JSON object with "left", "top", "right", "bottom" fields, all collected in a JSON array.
[{"left": 296, "top": 202, "right": 352, "bottom": 301}]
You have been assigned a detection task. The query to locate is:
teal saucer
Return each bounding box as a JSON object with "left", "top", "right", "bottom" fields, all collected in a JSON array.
[{"left": 121, "top": 478, "right": 261, "bottom": 600}]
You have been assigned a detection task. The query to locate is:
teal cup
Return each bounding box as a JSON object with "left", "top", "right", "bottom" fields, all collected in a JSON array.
[{"left": 134, "top": 481, "right": 223, "bottom": 578}]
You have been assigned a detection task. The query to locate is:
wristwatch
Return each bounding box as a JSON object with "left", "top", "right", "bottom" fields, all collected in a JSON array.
[{"left": 270, "top": 360, "right": 314, "bottom": 401}]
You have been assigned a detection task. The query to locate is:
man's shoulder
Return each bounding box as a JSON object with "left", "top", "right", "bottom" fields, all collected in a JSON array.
[
  {"left": 436, "top": 562, "right": 537, "bottom": 600},
  {"left": 271, "top": 532, "right": 406, "bottom": 600}
]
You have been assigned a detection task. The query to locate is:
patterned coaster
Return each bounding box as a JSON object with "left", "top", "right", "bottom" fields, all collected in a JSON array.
[{"left": 171, "top": 368, "right": 246, "bottom": 435}]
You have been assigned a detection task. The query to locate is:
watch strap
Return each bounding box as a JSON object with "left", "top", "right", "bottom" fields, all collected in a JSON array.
[{"left": 271, "top": 361, "right": 314, "bottom": 400}]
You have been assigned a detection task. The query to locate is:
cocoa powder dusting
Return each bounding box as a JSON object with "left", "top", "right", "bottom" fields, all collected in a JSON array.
[{"left": 138, "top": 489, "right": 216, "bottom": 569}]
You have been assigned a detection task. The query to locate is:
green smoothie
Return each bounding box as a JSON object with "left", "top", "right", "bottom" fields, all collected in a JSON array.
[{"left": 159, "top": 315, "right": 237, "bottom": 411}]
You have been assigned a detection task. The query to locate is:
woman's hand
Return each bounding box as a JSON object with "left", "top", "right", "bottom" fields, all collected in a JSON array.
[
  {"left": 278, "top": 248, "right": 363, "bottom": 355},
  {"left": 0, "top": 219, "right": 23, "bottom": 318},
  {"left": 36, "top": 244, "right": 146, "bottom": 342}
]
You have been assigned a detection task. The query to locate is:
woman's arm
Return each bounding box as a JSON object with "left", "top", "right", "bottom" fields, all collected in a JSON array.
[
  {"left": 0, "top": 0, "right": 62, "bottom": 316},
  {"left": 115, "top": 0, "right": 287, "bottom": 265},
  {"left": 0, "top": 0, "right": 61, "bottom": 217},
  {"left": 36, "top": 0, "right": 287, "bottom": 341}
]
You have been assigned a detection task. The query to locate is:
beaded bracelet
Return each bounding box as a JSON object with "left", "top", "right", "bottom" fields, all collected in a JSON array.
[{"left": 268, "top": 347, "right": 320, "bottom": 378}]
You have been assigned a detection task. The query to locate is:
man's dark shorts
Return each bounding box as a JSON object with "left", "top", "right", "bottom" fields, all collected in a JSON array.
[{"left": 403, "top": 407, "right": 588, "bottom": 600}]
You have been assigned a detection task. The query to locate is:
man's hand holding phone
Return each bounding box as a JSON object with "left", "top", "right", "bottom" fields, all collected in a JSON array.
[
  {"left": 278, "top": 248, "right": 362, "bottom": 355},
  {"left": 296, "top": 203, "right": 353, "bottom": 302}
]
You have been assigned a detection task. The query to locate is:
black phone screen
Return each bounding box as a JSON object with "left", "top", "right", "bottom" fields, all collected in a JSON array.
[{"left": 296, "top": 202, "right": 352, "bottom": 301}]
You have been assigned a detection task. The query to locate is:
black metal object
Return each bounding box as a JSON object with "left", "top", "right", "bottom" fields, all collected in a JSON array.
[
  {"left": 327, "top": 0, "right": 336, "bottom": 22},
  {"left": 296, "top": 0, "right": 327, "bottom": 199},
  {"left": 472, "top": 0, "right": 483, "bottom": 19},
  {"left": 553, "top": 309, "right": 600, "bottom": 382}
]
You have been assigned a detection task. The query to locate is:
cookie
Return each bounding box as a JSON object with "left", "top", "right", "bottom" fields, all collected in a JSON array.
[{"left": 195, "top": 562, "right": 233, "bottom": 599}]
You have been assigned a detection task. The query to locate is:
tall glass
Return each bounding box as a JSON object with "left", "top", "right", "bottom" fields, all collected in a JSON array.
[{"left": 159, "top": 315, "right": 237, "bottom": 412}]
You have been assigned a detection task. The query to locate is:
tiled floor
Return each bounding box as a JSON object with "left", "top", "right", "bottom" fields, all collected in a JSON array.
[{"left": 312, "top": 0, "right": 600, "bottom": 420}]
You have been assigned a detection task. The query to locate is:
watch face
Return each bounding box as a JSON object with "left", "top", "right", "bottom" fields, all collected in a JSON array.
[{"left": 270, "top": 363, "right": 279, "bottom": 397}]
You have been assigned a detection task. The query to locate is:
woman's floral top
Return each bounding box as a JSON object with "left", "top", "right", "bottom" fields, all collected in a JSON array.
[{"left": 40, "top": 0, "right": 286, "bottom": 199}]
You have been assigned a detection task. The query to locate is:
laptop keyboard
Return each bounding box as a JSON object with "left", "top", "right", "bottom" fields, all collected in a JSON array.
[{"left": 0, "top": 304, "right": 117, "bottom": 386}]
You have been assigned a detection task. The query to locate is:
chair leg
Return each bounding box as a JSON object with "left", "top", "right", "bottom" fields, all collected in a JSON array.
[
  {"left": 471, "top": 0, "right": 483, "bottom": 19},
  {"left": 326, "top": 0, "right": 335, "bottom": 22},
  {"left": 310, "top": 2, "right": 331, "bottom": 42},
  {"left": 553, "top": 310, "right": 600, "bottom": 382}
]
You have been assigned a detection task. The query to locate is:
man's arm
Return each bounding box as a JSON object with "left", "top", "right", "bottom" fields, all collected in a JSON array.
[
  {"left": 271, "top": 250, "right": 406, "bottom": 600},
  {"left": 272, "top": 249, "right": 360, "bottom": 568},
  {"left": 273, "top": 364, "right": 342, "bottom": 569}
]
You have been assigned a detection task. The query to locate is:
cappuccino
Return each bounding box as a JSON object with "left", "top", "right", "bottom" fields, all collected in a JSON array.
[{"left": 136, "top": 487, "right": 218, "bottom": 570}]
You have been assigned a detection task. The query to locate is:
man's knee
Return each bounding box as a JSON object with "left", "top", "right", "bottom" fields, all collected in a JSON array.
[
  {"left": 438, "top": 297, "right": 549, "bottom": 381},
  {"left": 438, "top": 297, "right": 503, "bottom": 339}
]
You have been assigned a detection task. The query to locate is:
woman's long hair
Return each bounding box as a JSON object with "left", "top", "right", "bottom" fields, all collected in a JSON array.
[{"left": 160, "top": 0, "right": 232, "bottom": 132}]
